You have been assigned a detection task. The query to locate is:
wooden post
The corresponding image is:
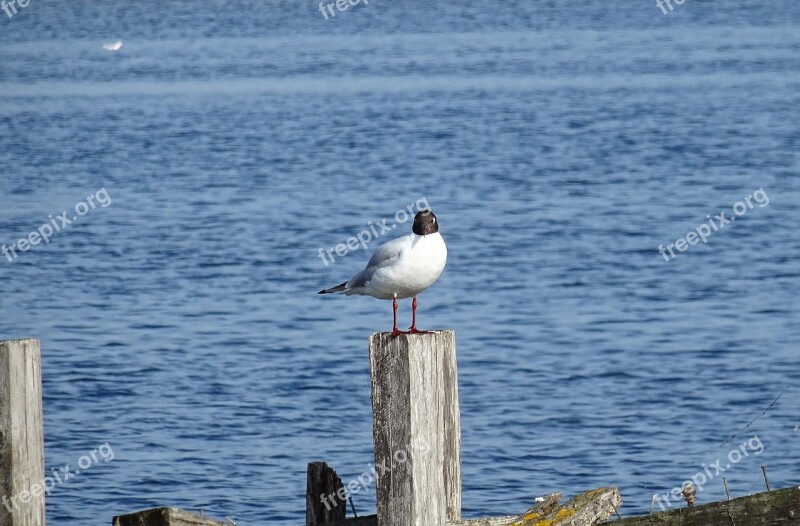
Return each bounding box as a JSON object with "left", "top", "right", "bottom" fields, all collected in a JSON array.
[
  {"left": 306, "top": 461, "right": 346, "bottom": 525},
  {"left": 369, "top": 331, "right": 461, "bottom": 526},
  {"left": 0, "top": 339, "right": 46, "bottom": 526}
]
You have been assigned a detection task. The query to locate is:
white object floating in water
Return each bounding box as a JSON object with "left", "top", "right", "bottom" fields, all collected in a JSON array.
[{"left": 102, "top": 40, "right": 123, "bottom": 51}]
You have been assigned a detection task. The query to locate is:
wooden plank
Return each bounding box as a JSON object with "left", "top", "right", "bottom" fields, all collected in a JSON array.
[
  {"left": 322, "top": 488, "right": 610, "bottom": 526},
  {"left": 541, "top": 487, "right": 620, "bottom": 526},
  {"left": 321, "top": 493, "right": 562, "bottom": 526},
  {"left": 306, "top": 461, "right": 347, "bottom": 525},
  {"left": 451, "top": 488, "right": 617, "bottom": 526},
  {"left": 0, "top": 339, "right": 46, "bottom": 526},
  {"left": 112, "top": 507, "right": 229, "bottom": 526},
  {"left": 369, "top": 330, "right": 461, "bottom": 526},
  {"left": 612, "top": 486, "right": 800, "bottom": 526},
  {"left": 327, "top": 515, "right": 377, "bottom": 526},
  {"left": 448, "top": 492, "right": 561, "bottom": 526}
]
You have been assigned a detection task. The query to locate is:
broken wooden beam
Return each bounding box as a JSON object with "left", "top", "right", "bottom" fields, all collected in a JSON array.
[
  {"left": 0, "top": 339, "right": 46, "bottom": 526},
  {"left": 535, "top": 487, "right": 620, "bottom": 526},
  {"left": 451, "top": 487, "right": 618, "bottom": 526},
  {"left": 112, "top": 507, "right": 229, "bottom": 526},
  {"left": 313, "top": 488, "right": 615, "bottom": 526},
  {"left": 369, "top": 330, "right": 461, "bottom": 526},
  {"left": 448, "top": 492, "right": 561, "bottom": 526},
  {"left": 612, "top": 485, "right": 800, "bottom": 526}
]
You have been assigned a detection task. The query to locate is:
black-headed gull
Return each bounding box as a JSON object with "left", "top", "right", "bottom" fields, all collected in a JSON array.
[{"left": 319, "top": 210, "right": 447, "bottom": 335}]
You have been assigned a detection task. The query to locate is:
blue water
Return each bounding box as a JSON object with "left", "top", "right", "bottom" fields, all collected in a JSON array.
[{"left": 1, "top": 1, "right": 799, "bottom": 524}]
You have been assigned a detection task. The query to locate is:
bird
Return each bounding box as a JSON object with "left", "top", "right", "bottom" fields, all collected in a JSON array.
[
  {"left": 319, "top": 209, "right": 447, "bottom": 336},
  {"left": 101, "top": 40, "right": 123, "bottom": 51}
]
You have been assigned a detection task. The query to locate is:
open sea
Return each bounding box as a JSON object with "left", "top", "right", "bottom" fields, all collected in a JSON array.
[{"left": 1, "top": 0, "right": 799, "bottom": 523}]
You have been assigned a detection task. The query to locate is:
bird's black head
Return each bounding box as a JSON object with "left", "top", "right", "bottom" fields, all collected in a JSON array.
[{"left": 412, "top": 210, "right": 438, "bottom": 236}]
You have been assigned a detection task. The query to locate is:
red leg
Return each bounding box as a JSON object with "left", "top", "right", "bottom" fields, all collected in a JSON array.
[
  {"left": 392, "top": 295, "right": 401, "bottom": 336},
  {"left": 409, "top": 297, "right": 421, "bottom": 333}
]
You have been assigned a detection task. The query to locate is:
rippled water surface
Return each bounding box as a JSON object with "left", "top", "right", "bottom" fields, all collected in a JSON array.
[{"left": 1, "top": 1, "right": 799, "bottom": 524}]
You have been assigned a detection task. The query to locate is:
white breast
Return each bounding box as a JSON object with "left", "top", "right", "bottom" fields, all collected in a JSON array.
[{"left": 360, "top": 232, "right": 447, "bottom": 300}]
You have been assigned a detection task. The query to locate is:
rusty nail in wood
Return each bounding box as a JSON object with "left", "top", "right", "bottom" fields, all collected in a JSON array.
[{"left": 761, "top": 465, "right": 771, "bottom": 491}]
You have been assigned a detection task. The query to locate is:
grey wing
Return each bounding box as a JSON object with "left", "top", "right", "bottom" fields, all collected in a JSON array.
[{"left": 346, "top": 236, "right": 406, "bottom": 289}]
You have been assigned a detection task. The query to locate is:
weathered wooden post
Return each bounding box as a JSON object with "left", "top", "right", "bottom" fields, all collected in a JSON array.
[
  {"left": 0, "top": 339, "right": 46, "bottom": 526},
  {"left": 369, "top": 330, "right": 461, "bottom": 526},
  {"left": 306, "top": 461, "right": 346, "bottom": 525}
]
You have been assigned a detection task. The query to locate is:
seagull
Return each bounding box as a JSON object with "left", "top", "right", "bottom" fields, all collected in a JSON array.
[
  {"left": 319, "top": 209, "right": 447, "bottom": 336},
  {"left": 102, "top": 41, "right": 123, "bottom": 51}
]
